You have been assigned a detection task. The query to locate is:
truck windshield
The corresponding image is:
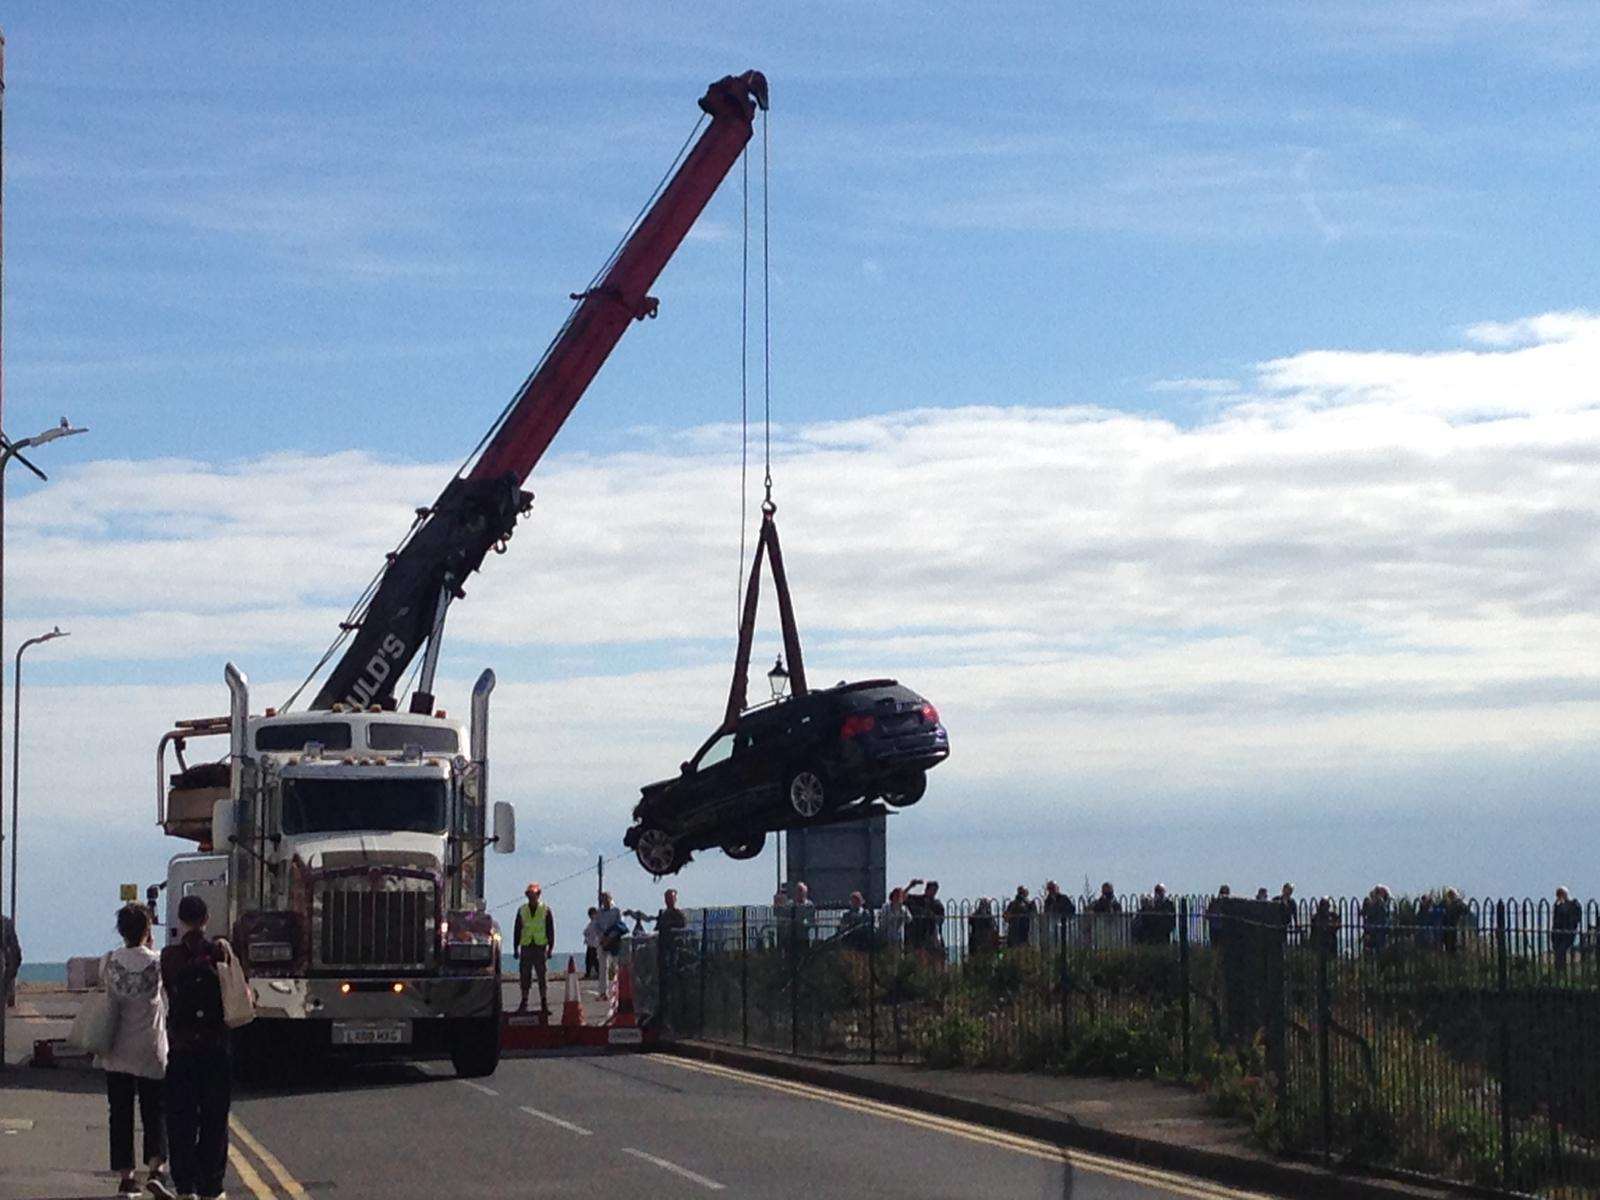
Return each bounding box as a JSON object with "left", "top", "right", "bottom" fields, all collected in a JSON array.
[{"left": 280, "top": 776, "right": 447, "bottom": 835}]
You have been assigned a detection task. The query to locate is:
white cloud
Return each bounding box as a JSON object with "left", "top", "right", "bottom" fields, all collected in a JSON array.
[{"left": 16, "top": 311, "right": 1600, "bottom": 956}]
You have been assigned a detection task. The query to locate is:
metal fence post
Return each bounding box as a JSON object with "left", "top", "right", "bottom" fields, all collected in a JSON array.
[
  {"left": 699, "top": 909, "right": 709, "bottom": 1037},
  {"left": 740, "top": 906, "right": 749, "bottom": 1048},
  {"left": 1318, "top": 938, "right": 1332, "bottom": 1163},
  {"left": 1179, "top": 897, "right": 1192, "bottom": 1077},
  {"left": 790, "top": 907, "right": 800, "bottom": 1055},
  {"left": 1496, "top": 899, "right": 1513, "bottom": 1188},
  {"left": 868, "top": 908, "right": 878, "bottom": 1065}
]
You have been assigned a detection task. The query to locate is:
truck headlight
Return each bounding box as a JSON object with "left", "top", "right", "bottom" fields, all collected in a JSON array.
[
  {"left": 444, "top": 942, "right": 495, "bottom": 963},
  {"left": 250, "top": 941, "right": 293, "bottom": 962}
]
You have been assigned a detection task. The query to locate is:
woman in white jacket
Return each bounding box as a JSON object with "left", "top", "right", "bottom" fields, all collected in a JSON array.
[{"left": 100, "top": 904, "right": 173, "bottom": 1198}]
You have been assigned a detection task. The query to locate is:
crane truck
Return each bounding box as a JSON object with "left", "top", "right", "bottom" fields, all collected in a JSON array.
[{"left": 151, "top": 71, "right": 769, "bottom": 1078}]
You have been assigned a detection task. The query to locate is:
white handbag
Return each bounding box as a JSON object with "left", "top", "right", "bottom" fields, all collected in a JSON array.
[
  {"left": 69, "top": 956, "right": 118, "bottom": 1053},
  {"left": 215, "top": 940, "right": 255, "bottom": 1029}
]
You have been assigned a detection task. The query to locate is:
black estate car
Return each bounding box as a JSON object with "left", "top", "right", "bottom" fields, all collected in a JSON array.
[{"left": 624, "top": 679, "right": 949, "bottom": 875}]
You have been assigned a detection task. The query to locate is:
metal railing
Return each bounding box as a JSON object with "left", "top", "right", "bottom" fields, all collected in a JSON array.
[{"left": 652, "top": 894, "right": 1600, "bottom": 1199}]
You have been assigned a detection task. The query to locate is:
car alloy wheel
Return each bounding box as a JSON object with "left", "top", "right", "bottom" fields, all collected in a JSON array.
[
  {"left": 634, "top": 827, "right": 679, "bottom": 875},
  {"left": 788, "top": 769, "right": 827, "bottom": 819}
]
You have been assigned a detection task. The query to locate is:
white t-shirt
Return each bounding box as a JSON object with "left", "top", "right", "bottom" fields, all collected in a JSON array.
[{"left": 99, "top": 945, "right": 168, "bottom": 1080}]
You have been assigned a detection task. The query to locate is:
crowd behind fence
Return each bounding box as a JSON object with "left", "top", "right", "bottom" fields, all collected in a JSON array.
[{"left": 645, "top": 891, "right": 1600, "bottom": 1200}]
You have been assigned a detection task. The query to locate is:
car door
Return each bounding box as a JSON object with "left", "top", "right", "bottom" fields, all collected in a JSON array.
[
  {"left": 732, "top": 715, "right": 786, "bottom": 819},
  {"left": 679, "top": 729, "right": 737, "bottom": 828}
]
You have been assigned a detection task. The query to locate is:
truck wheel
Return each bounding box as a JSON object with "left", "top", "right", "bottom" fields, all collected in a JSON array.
[
  {"left": 721, "top": 831, "right": 766, "bottom": 860},
  {"left": 882, "top": 772, "right": 927, "bottom": 808},
  {"left": 449, "top": 1016, "right": 501, "bottom": 1078},
  {"left": 786, "top": 767, "right": 828, "bottom": 819},
  {"left": 634, "top": 825, "right": 681, "bottom": 875}
]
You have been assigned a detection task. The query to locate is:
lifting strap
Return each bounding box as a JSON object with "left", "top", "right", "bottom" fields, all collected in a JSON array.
[{"left": 723, "top": 504, "right": 807, "bottom": 731}]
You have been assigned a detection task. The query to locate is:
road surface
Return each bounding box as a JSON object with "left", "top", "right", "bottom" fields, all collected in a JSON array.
[{"left": 226, "top": 1051, "right": 1280, "bottom": 1200}]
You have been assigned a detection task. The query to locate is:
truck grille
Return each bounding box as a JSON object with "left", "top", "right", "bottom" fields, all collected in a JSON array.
[{"left": 315, "top": 875, "right": 435, "bottom": 971}]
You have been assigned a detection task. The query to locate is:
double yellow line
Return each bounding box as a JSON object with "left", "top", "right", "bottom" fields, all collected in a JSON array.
[
  {"left": 228, "top": 1115, "right": 311, "bottom": 1200},
  {"left": 661, "top": 1056, "right": 1275, "bottom": 1200}
]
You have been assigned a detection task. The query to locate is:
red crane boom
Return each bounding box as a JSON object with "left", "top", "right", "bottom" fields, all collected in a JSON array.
[{"left": 309, "top": 71, "right": 768, "bottom": 712}]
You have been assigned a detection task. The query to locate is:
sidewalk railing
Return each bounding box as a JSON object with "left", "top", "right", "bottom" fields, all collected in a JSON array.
[{"left": 654, "top": 895, "right": 1600, "bottom": 1200}]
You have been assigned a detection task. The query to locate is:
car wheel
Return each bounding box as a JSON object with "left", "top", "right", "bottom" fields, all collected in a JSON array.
[
  {"left": 721, "top": 831, "right": 767, "bottom": 860},
  {"left": 634, "top": 826, "right": 681, "bottom": 875},
  {"left": 786, "top": 767, "right": 828, "bottom": 819},
  {"left": 881, "top": 771, "right": 928, "bottom": 808}
]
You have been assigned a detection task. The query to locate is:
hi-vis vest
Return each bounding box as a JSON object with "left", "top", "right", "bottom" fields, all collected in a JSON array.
[{"left": 519, "top": 902, "right": 550, "bottom": 948}]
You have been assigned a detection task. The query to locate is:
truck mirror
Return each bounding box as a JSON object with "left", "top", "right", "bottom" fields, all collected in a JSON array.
[
  {"left": 211, "top": 798, "right": 236, "bottom": 849},
  {"left": 492, "top": 801, "right": 516, "bottom": 854}
]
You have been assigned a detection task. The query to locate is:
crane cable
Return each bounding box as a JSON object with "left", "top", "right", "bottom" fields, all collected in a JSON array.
[{"left": 737, "top": 109, "right": 775, "bottom": 624}]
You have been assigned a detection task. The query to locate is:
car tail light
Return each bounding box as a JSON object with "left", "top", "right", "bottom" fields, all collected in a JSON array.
[
  {"left": 839, "top": 714, "right": 876, "bottom": 739},
  {"left": 920, "top": 703, "right": 940, "bottom": 725}
]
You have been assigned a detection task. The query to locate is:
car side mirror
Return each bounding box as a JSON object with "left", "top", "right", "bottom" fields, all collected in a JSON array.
[
  {"left": 680, "top": 761, "right": 693, "bottom": 775},
  {"left": 492, "top": 801, "right": 516, "bottom": 854},
  {"left": 211, "top": 799, "right": 236, "bottom": 850}
]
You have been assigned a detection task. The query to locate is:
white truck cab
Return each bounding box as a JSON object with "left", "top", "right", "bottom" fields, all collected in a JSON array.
[{"left": 155, "top": 665, "right": 515, "bottom": 1078}]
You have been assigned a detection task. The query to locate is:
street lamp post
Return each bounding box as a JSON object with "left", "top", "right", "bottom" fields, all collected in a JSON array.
[
  {"left": 11, "top": 625, "right": 66, "bottom": 927},
  {"left": 0, "top": 420, "right": 86, "bottom": 1068}
]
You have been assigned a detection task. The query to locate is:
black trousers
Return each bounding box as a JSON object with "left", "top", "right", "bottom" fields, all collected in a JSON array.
[
  {"left": 106, "top": 1072, "right": 166, "bottom": 1172},
  {"left": 167, "top": 1047, "right": 231, "bottom": 1197}
]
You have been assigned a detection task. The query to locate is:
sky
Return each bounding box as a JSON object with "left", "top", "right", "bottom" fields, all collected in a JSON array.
[{"left": 3, "top": 4, "right": 1600, "bottom": 958}]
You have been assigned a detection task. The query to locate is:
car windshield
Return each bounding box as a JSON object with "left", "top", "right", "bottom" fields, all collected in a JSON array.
[{"left": 280, "top": 775, "right": 447, "bottom": 835}]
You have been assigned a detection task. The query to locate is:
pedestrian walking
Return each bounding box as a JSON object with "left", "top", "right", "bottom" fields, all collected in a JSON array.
[
  {"left": 512, "top": 882, "right": 554, "bottom": 1016},
  {"left": 1553, "top": 886, "right": 1582, "bottom": 971},
  {"left": 586, "top": 892, "right": 625, "bottom": 996},
  {"left": 159, "top": 895, "right": 234, "bottom": 1200},
  {"left": 101, "top": 905, "right": 174, "bottom": 1199},
  {"left": 1, "top": 912, "right": 19, "bottom": 1008},
  {"left": 1004, "top": 887, "right": 1033, "bottom": 948},
  {"left": 1439, "top": 888, "right": 1469, "bottom": 955}
]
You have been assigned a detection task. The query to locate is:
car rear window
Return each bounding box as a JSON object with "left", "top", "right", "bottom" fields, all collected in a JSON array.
[{"left": 836, "top": 683, "right": 922, "bottom": 712}]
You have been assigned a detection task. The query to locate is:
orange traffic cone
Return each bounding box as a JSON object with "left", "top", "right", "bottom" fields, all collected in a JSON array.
[
  {"left": 560, "top": 956, "right": 584, "bottom": 1027},
  {"left": 609, "top": 962, "right": 637, "bottom": 1028}
]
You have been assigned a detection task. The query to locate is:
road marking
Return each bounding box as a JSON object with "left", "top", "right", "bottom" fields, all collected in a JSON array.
[
  {"left": 460, "top": 1080, "right": 499, "bottom": 1096},
  {"left": 231, "top": 1115, "right": 311, "bottom": 1200},
  {"left": 229, "top": 1144, "right": 278, "bottom": 1200},
  {"left": 622, "top": 1147, "right": 726, "bottom": 1191},
  {"left": 660, "top": 1057, "right": 1275, "bottom": 1200},
  {"left": 518, "top": 1104, "right": 594, "bottom": 1136}
]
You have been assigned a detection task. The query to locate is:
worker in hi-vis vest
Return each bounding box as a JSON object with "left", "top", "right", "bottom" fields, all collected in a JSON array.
[{"left": 513, "top": 882, "right": 556, "bottom": 1015}]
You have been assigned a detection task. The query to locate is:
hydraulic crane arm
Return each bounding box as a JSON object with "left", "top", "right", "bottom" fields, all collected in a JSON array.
[{"left": 309, "top": 70, "right": 768, "bottom": 713}]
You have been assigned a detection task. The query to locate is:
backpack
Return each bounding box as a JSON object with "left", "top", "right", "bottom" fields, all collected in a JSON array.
[{"left": 169, "top": 939, "right": 224, "bottom": 1032}]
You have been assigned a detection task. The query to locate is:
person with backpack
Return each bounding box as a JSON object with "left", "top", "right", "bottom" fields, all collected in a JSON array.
[
  {"left": 101, "top": 904, "right": 174, "bottom": 1199},
  {"left": 159, "top": 895, "right": 234, "bottom": 1200}
]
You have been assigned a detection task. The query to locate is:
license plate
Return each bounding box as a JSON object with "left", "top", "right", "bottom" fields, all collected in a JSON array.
[
  {"left": 332, "top": 1020, "right": 410, "bottom": 1046},
  {"left": 607, "top": 1027, "right": 643, "bottom": 1045}
]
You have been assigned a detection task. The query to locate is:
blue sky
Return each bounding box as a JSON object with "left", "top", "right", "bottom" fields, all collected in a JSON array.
[{"left": 6, "top": 5, "right": 1600, "bottom": 957}]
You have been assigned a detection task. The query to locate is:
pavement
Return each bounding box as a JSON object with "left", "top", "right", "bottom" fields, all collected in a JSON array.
[{"left": 0, "top": 979, "right": 1452, "bottom": 1200}]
